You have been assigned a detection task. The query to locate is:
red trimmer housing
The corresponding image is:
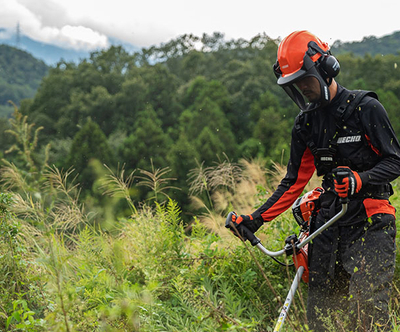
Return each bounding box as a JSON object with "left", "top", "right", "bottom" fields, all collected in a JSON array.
[
  {"left": 291, "top": 187, "right": 324, "bottom": 283},
  {"left": 292, "top": 187, "right": 324, "bottom": 229}
]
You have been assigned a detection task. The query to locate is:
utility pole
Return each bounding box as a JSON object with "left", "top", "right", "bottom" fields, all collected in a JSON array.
[{"left": 16, "top": 22, "right": 21, "bottom": 47}]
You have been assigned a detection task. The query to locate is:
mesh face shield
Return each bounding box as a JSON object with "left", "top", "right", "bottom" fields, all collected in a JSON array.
[{"left": 274, "top": 53, "right": 332, "bottom": 113}]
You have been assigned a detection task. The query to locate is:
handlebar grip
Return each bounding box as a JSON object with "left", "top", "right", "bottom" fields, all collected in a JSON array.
[
  {"left": 225, "top": 211, "right": 260, "bottom": 246},
  {"left": 238, "top": 225, "right": 261, "bottom": 246},
  {"left": 335, "top": 170, "right": 349, "bottom": 184},
  {"left": 225, "top": 211, "right": 237, "bottom": 228},
  {"left": 334, "top": 171, "right": 351, "bottom": 204}
]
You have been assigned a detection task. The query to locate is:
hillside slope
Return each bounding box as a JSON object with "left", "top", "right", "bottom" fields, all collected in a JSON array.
[
  {"left": 332, "top": 30, "right": 400, "bottom": 56},
  {"left": 0, "top": 44, "right": 48, "bottom": 116}
]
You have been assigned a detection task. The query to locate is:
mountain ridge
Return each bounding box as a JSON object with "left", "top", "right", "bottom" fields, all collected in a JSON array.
[
  {"left": 2, "top": 27, "right": 400, "bottom": 65},
  {"left": 0, "top": 27, "right": 140, "bottom": 65},
  {"left": 331, "top": 30, "right": 400, "bottom": 56}
]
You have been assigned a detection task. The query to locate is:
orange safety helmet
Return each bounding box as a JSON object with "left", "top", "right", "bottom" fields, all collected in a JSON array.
[{"left": 273, "top": 30, "right": 340, "bottom": 112}]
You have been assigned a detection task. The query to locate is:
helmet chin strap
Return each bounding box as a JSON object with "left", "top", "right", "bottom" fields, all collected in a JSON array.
[{"left": 318, "top": 77, "right": 331, "bottom": 105}]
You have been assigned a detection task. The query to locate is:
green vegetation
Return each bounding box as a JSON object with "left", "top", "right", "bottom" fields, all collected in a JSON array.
[
  {"left": 0, "top": 116, "right": 400, "bottom": 331},
  {"left": 332, "top": 31, "right": 400, "bottom": 57},
  {"left": 0, "top": 107, "right": 399, "bottom": 331},
  {"left": 1, "top": 31, "right": 400, "bottom": 330},
  {"left": 4, "top": 32, "right": 400, "bottom": 220},
  {"left": 0, "top": 45, "right": 48, "bottom": 117}
]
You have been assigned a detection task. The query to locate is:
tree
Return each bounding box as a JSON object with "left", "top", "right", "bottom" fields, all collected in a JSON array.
[
  {"left": 179, "top": 95, "right": 237, "bottom": 164},
  {"left": 117, "top": 105, "right": 172, "bottom": 172},
  {"left": 66, "top": 119, "right": 113, "bottom": 192},
  {"left": 0, "top": 45, "right": 48, "bottom": 107},
  {"left": 137, "top": 64, "right": 183, "bottom": 132},
  {"left": 252, "top": 107, "right": 290, "bottom": 162},
  {"left": 57, "top": 86, "right": 116, "bottom": 138},
  {"left": 21, "top": 61, "right": 76, "bottom": 140},
  {"left": 86, "top": 45, "right": 133, "bottom": 94},
  {"left": 376, "top": 88, "right": 400, "bottom": 135},
  {"left": 167, "top": 132, "right": 200, "bottom": 211}
]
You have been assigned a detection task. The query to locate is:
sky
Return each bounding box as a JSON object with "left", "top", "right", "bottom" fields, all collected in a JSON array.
[{"left": 1, "top": 0, "right": 400, "bottom": 51}]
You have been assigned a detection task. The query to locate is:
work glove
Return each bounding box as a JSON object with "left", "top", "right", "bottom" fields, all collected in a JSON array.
[
  {"left": 332, "top": 166, "right": 362, "bottom": 198},
  {"left": 230, "top": 212, "right": 264, "bottom": 237}
]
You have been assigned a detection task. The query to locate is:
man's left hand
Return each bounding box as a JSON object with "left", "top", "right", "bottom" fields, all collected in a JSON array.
[{"left": 332, "top": 166, "right": 362, "bottom": 198}]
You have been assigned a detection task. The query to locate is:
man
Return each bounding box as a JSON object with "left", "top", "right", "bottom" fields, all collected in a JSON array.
[{"left": 232, "top": 31, "right": 400, "bottom": 331}]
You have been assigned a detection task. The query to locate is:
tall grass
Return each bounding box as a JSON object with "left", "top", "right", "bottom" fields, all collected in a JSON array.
[
  {"left": 1, "top": 160, "right": 400, "bottom": 331},
  {"left": 1, "top": 108, "right": 400, "bottom": 331},
  {"left": 0, "top": 148, "right": 309, "bottom": 331}
]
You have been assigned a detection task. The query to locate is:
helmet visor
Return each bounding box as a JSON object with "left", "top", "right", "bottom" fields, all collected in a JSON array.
[
  {"left": 275, "top": 53, "right": 331, "bottom": 112},
  {"left": 277, "top": 55, "right": 316, "bottom": 87}
]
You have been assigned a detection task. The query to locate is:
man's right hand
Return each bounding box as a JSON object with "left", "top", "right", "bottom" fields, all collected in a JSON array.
[
  {"left": 225, "top": 211, "right": 264, "bottom": 244},
  {"left": 231, "top": 213, "right": 263, "bottom": 234}
]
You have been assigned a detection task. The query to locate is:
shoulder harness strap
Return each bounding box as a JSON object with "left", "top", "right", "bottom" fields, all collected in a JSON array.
[
  {"left": 297, "top": 90, "right": 378, "bottom": 157},
  {"left": 330, "top": 90, "right": 377, "bottom": 152},
  {"left": 334, "top": 90, "right": 378, "bottom": 123}
]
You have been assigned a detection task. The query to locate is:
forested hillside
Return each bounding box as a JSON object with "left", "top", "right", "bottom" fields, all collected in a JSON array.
[
  {"left": 0, "top": 44, "right": 48, "bottom": 116},
  {"left": 332, "top": 30, "right": 400, "bottom": 56},
  {"left": 2, "top": 32, "right": 399, "bottom": 220},
  {"left": 1, "top": 32, "right": 400, "bottom": 331}
]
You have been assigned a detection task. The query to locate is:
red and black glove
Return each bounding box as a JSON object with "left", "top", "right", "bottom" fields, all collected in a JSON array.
[
  {"left": 231, "top": 213, "right": 264, "bottom": 235},
  {"left": 225, "top": 211, "right": 263, "bottom": 244},
  {"left": 332, "top": 166, "right": 362, "bottom": 198}
]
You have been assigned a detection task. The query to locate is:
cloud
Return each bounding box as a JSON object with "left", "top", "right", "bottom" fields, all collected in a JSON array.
[
  {"left": 0, "top": 0, "right": 109, "bottom": 50},
  {"left": 57, "top": 25, "right": 108, "bottom": 49},
  {"left": 1, "top": 0, "right": 400, "bottom": 52},
  {"left": 37, "top": 25, "right": 109, "bottom": 50}
]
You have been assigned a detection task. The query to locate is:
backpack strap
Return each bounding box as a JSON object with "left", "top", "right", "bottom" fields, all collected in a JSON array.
[
  {"left": 331, "top": 90, "right": 378, "bottom": 148},
  {"left": 295, "top": 90, "right": 378, "bottom": 147},
  {"left": 295, "top": 90, "right": 378, "bottom": 176},
  {"left": 334, "top": 90, "right": 378, "bottom": 123}
]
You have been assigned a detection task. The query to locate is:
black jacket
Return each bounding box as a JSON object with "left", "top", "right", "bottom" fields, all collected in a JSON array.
[{"left": 254, "top": 84, "right": 400, "bottom": 224}]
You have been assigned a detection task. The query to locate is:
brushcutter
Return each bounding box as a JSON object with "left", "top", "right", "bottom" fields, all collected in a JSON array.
[{"left": 225, "top": 187, "right": 349, "bottom": 332}]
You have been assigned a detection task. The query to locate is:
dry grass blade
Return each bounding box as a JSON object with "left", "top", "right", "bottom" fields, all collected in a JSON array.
[
  {"left": 0, "top": 160, "right": 31, "bottom": 192},
  {"left": 190, "top": 196, "right": 231, "bottom": 239},
  {"left": 137, "top": 161, "right": 180, "bottom": 202},
  {"left": 41, "top": 165, "right": 89, "bottom": 233},
  {"left": 138, "top": 167, "right": 175, "bottom": 191},
  {"left": 42, "top": 165, "right": 80, "bottom": 198},
  {"left": 8, "top": 192, "right": 45, "bottom": 224},
  {"left": 189, "top": 158, "right": 273, "bottom": 239},
  {"left": 266, "top": 161, "right": 287, "bottom": 190},
  {"left": 205, "top": 159, "right": 243, "bottom": 192},
  {"left": 50, "top": 203, "right": 86, "bottom": 233},
  {"left": 101, "top": 164, "right": 135, "bottom": 197},
  {"left": 187, "top": 160, "right": 209, "bottom": 196},
  {"left": 239, "top": 158, "right": 267, "bottom": 185},
  {"left": 100, "top": 164, "right": 137, "bottom": 214},
  {"left": 5, "top": 101, "right": 44, "bottom": 169}
]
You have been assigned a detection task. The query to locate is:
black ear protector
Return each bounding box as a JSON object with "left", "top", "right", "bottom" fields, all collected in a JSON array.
[{"left": 306, "top": 41, "right": 340, "bottom": 80}]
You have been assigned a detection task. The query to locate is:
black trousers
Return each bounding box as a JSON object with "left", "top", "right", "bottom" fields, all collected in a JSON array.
[{"left": 307, "top": 213, "right": 396, "bottom": 332}]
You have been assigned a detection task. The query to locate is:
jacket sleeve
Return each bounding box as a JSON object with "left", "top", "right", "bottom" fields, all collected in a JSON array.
[
  {"left": 358, "top": 98, "right": 400, "bottom": 185},
  {"left": 252, "top": 123, "right": 316, "bottom": 222}
]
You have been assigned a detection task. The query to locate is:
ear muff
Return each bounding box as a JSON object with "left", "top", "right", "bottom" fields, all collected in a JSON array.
[
  {"left": 320, "top": 55, "right": 340, "bottom": 78},
  {"left": 306, "top": 41, "right": 340, "bottom": 80}
]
